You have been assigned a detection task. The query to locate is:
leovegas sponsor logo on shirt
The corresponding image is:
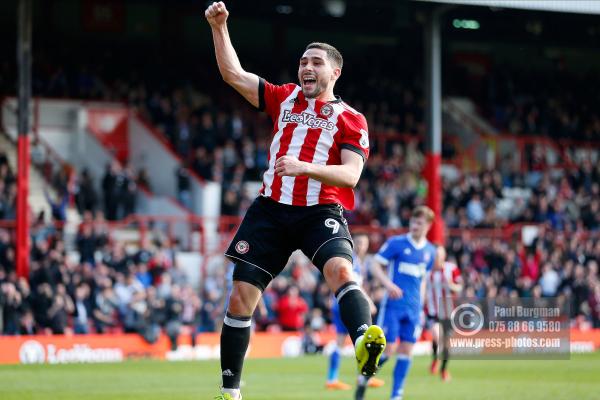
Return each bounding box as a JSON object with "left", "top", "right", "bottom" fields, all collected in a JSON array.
[{"left": 281, "top": 110, "right": 335, "bottom": 130}]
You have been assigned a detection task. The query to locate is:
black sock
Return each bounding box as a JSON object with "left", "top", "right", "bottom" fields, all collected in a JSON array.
[
  {"left": 432, "top": 340, "right": 438, "bottom": 360},
  {"left": 335, "top": 282, "right": 372, "bottom": 344},
  {"left": 220, "top": 312, "right": 252, "bottom": 389},
  {"left": 441, "top": 347, "right": 449, "bottom": 371}
]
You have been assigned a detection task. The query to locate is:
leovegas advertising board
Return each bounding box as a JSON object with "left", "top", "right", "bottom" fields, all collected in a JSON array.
[
  {"left": 0, "top": 334, "right": 164, "bottom": 365},
  {"left": 0, "top": 332, "right": 319, "bottom": 365},
  {"left": 1, "top": 330, "right": 598, "bottom": 365}
]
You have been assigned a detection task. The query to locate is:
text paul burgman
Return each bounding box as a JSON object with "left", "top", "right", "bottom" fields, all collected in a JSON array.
[{"left": 494, "top": 306, "right": 560, "bottom": 318}]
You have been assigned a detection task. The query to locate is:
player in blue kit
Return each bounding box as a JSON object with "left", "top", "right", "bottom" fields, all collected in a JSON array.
[
  {"left": 355, "top": 206, "right": 436, "bottom": 400},
  {"left": 325, "top": 233, "right": 385, "bottom": 390}
]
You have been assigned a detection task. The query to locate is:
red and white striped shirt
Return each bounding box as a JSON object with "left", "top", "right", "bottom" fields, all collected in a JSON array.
[
  {"left": 425, "top": 262, "right": 461, "bottom": 320},
  {"left": 258, "top": 79, "right": 369, "bottom": 210}
]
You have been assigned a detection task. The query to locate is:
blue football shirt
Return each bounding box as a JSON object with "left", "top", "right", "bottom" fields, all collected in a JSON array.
[{"left": 374, "top": 234, "right": 436, "bottom": 311}]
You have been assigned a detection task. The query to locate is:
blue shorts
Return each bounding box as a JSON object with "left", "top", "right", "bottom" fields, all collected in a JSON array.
[
  {"left": 377, "top": 306, "right": 420, "bottom": 344},
  {"left": 331, "top": 300, "right": 347, "bottom": 335}
]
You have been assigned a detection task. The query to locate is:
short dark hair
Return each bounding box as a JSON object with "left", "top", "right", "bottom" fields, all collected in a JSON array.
[{"left": 305, "top": 42, "right": 343, "bottom": 69}]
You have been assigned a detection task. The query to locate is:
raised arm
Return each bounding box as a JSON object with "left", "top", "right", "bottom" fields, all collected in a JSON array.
[{"left": 205, "top": 2, "right": 260, "bottom": 107}]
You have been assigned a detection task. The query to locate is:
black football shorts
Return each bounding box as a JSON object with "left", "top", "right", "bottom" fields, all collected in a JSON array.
[{"left": 225, "top": 196, "right": 353, "bottom": 290}]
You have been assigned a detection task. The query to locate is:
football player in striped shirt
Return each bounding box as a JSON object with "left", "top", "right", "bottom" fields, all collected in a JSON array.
[
  {"left": 205, "top": 2, "right": 385, "bottom": 399},
  {"left": 424, "top": 246, "right": 462, "bottom": 381}
]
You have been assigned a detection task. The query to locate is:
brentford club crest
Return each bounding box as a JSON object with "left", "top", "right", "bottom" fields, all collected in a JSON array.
[
  {"left": 320, "top": 104, "right": 333, "bottom": 117},
  {"left": 235, "top": 240, "right": 250, "bottom": 254}
]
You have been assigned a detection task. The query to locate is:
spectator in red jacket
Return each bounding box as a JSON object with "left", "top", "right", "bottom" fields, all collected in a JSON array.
[
  {"left": 521, "top": 252, "right": 540, "bottom": 282},
  {"left": 275, "top": 286, "right": 308, "bottom": 331}
]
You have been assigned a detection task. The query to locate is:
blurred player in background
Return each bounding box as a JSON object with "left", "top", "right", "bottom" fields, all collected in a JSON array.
[
  {"left": 355, "top": 206, "right": 436, "bottom": 400},
  {"left": 205, "top": 2, "right": 386, "bottom": 399},
  {"left": 424, "top": 246, "right": 462, "bottom": 382},
  {"left": 325, "top": 233, "right": 385, "bottom": 390}
]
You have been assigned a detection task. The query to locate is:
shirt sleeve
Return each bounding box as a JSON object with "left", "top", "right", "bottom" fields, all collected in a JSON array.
[
  {"left": 258, "top": 78, "right": 296, "bottom": 120},
  {"left": 340, "top": 112, "right": 370, "bottom": 161},
  {"left": 374, "top": 238, "right": 397, "bottom": 266}
]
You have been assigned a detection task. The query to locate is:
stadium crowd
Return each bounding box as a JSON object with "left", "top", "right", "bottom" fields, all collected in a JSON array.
[
  {"left": 4, "top": 52, "right": 598, "bottom": 224},
  {"left": 482, "top": 67, "right": 600, "bottom": 140},
  {"left": 1, "top": 137, "right": 600, "bottom": 339},
  {"left": 37, "top": 160, "right": 140, "bottom": 223},
  {"left": 1, "top": 53, "right": 599, "bottom": 339},
  {"left": 86, "top": 76, "right": 600, "bottom": 231},
  {"left": 0, "top": 216, "right": 208, "bottom": 349},
  {"left": 0, "top": 210, "right": 599, "bottom": 339}
]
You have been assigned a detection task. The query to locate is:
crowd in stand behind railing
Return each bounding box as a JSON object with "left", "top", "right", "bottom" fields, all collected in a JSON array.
[
  {"left": 1, "top": 215, "right": 599, "bottom": 339},
  {"left": 0, "top": 222, "right": 215, "bottom": 349},
  {"left": 42, "top": 160, "right": 140, "bottom": 222},
  {"left": 349, "top": 141, "right": 599, "bottom": 232},
  {"left": 0, "top": 145, "right": 142, "bottom": 223},
  {"left": 217, "top": 230, "right": 600, "bottom": 334},
  {"left": 449, "top": 229, "right": 600, "bottom": 329}
]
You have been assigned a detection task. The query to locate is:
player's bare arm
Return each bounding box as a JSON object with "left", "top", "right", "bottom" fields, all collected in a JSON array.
[
  {"left": 205, "top": 2, "right": 260, "bottom": 107},
  {"left": 274, "top": 149, "right": 363, "bottom": 188},
  {"left": 420, "top": 276, "right": 427, "bottom": 305},
  {"left": 370, "top": 260, "right": 403, "bottom": 299}
]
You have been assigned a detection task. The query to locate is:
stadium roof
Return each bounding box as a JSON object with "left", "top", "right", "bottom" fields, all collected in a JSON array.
[{"left": 415, "top": 0, "right": 600, "bottom": 15}]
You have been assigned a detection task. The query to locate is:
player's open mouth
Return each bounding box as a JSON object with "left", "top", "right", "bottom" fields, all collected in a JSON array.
[{"left": 302, "top": 76, "right": 317, "bottom": 88}]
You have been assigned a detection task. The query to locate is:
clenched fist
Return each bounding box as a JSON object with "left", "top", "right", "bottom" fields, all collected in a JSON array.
[
  {"left": 205, "top": 1, "right": 229, "bottom": 28},
  {"left": 275, "top": 155, "right": 308, "bottom": 177}
]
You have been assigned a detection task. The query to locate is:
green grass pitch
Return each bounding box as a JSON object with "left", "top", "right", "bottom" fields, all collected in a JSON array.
[{"left": 1, "top": 352, "right": 599, "bottom": 399}]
